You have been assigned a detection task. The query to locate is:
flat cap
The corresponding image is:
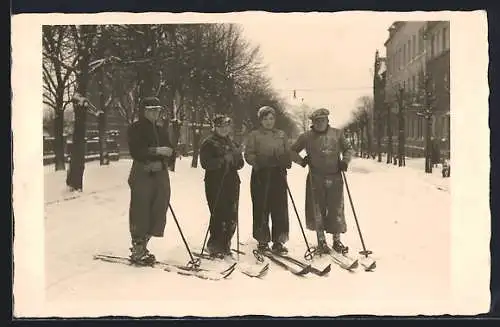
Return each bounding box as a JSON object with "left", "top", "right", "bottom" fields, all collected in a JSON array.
[{"left": 309, "top": 108, "right": 330, "bottom": 120}]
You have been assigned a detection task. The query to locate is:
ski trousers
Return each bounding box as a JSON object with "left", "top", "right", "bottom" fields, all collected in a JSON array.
[
  {"left": 205, "top": 171, "right": 240, "bottom": 253},
  {"left": 251, "top": 167, "right": 289, "bottom": 244},
  {"left": 128, "top": 161, "right": 170, "bottom": 242}
]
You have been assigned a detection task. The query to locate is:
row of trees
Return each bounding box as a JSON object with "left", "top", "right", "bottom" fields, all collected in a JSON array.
[
  {"left": 345, "top": 70, "right": 449, "bottom": 173},
  {"left": 344, "top": 95, "right": 374, "bottom": 158},
  {"left": 43, "top": 24, "right": 298, "bottom": 191}
]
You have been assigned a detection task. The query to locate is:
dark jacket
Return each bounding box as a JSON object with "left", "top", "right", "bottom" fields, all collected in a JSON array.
[
  {"left": 200, "top": 133, "right": 244, "bottom": 183},
  {"left": 127, "top": 118, "right": 174, "bottom": 167}
]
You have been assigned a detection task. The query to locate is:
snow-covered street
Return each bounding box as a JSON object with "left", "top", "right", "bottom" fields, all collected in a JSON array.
[{"left": 38, "top": 156, "right": 454, "bottom": 316}]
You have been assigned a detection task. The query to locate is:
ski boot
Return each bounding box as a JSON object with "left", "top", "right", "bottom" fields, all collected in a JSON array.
[
  {"left": 316, "top": 240, "right": 332, "bottom": 255},
  {"left": 129, "top": 242, "right": 156, "bottom": 266},
  {"left": 332, "top": 240, "right": 349, "bottom": 255},
  {"left": 208, "top": 246, "right": 225, "bottom": 260},
  {"left": 272, "top": 242, "right": 289, "bottom": 255},
  {"left": 256, "top": 242, "right": 271, "bottom": 253}
]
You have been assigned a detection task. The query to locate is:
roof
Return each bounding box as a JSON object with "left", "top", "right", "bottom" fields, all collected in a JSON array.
[{"left": 384, "top": 21, "right": 405, "bottom": 47}]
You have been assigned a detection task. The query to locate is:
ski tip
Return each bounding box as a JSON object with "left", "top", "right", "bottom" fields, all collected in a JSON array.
[
  {"left": 322, "top": 264, "right": 332, "bottom": 275},
  {"left": 295, "top": 265, "right": 312, "bottom": 276},
  {"left": 348, "top": 260, "right": 359, "bottom": 270},
  {"left": 363, "top": 261, "right": 377, "bottom": 271}
]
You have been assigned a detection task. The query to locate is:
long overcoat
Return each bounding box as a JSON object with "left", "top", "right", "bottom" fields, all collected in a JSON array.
[{"left": 291, "top": 126, "right": 353, "bottom": 234}]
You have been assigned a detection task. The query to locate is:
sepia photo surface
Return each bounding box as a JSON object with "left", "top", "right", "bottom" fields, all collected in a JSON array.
[{"left": 12, "top": 11, "right": 490, "bottom": 317}]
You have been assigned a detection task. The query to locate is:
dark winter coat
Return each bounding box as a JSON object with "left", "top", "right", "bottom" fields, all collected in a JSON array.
[
  {"left": 291, "top": 126, "right": 353, "bottom": 234},
  {"left": 199, "top": 132, "right": 244, "bottom": 253},
  {"left": 127, "top": 118, "right": 174, "bottom": 240}
]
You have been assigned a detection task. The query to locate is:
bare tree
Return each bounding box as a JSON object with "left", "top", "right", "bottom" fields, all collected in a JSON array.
[
  {"left": 42, "top": 25, "right": 77, "bottom": 171},
  {"left": 66, "top": 25, "right": 98, "bottom": 191}
]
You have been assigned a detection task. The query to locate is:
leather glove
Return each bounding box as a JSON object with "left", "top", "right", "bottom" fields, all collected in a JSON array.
[
  {"left": 300, "top": 155, "right": 310, "bottom": 168},
  {"left": 338, "top": 160, "right": 348, "bottom": 171}
]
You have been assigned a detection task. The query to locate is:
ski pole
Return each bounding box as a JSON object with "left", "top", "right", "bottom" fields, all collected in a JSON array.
[
  {"left": 200, "top": 165, "right": 229, "bottom": 256},
  {"left": 285, "top": 181, "right": 316, "bottom": 261},
  {"left": 168, "top": 203, "right": 201, "bottom": 269},
  {"left": 340, "top": 170, "right": 372, "bottom": 257}
]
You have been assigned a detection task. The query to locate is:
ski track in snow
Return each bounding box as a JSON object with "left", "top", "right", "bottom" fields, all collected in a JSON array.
[{"left": 43, "top": 157, "right": 451, "bottom": 316}]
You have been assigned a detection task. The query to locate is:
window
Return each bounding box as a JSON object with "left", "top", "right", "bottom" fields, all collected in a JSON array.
[
  {"left": 419, "top": 28, "right": 424, "bottom": 53},
  {"left": 408, "top": 40, "right": 411, "bottom": 61},
  {"left": 436, "top": 29, "right": 441, "bottom": 54},
  {"left": 430, "top": 33, "right": 435, "bottom": 57},
  {"left": 403, "top": 44, "right": 406, "bottom": 66},
  {"left": 442, "top": 26, "right": 448, "bottom": 50},
  {"left": 412, "top": 75, "right": 416, "bottom": 92},
  {"left": 412, "top": 35, "right": 417, "bottom": 58}
]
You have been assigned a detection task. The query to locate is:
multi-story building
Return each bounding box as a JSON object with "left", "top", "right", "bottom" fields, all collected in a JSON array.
[
  {"left": 425, "top": 21, "right": 450, "bottom": 152},
  {"left": 382, "top": 20, "right": 450, "bottom": 157}
]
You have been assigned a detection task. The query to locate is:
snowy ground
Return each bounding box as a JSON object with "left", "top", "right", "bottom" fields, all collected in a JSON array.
[{"left": 41, "top": 156, "right": 452, "bottom": 317}]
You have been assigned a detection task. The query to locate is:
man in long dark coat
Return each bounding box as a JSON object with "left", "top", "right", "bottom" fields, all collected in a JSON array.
[
  {"left": 127, "top": 97, "right": 175, "bottom": 265},
  {"left": 199, "top": 114, "right": 245, "bottom": 259},
  {"left": 290, "top": 108, "right": 353, "bottom": 255}
]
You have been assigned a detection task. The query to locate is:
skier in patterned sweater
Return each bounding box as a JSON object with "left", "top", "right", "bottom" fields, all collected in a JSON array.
[
  {"left": 127, "top": 97, "right": 175, "bottom": 265},
  {"left": 290, "top": 108, "right": 354, "bottom": 255},
  {"left": 244, "top": 106, "right": 292, "bottom": 255},
  {"left": 200, "top": 114, "right": 245, "bottom": 259}
]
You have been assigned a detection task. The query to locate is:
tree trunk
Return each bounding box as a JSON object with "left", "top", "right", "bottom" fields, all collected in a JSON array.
[
  {"left": 386, "top": 106, "right": 393, "bottom": 164},
  {"left": 376, "top": 113, "right": 382, "bottom": 162},
  {"left": 98, "top": 70, "right": 109, "bottom": 165},
  {"left": 191, "top": 103, "right": 201, "bottom": 168},
  {"left": 53, "top": 105, "right": 66, "bottom": 171},
  {"left": 66, "top": 102, "right": 88, "bottom": 191},
  {"left": 66, "top": 26, "right": 93, "bottom": 191}
]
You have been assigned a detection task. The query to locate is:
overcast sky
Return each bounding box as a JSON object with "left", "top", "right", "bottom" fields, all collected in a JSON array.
[{"left": 238, "top": 13, "right": 396, "bottom": 127}]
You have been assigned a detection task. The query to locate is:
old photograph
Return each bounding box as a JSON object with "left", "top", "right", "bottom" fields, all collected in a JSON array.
[{"left": 12, "top": 11, "right": 490, "bottom": 317}]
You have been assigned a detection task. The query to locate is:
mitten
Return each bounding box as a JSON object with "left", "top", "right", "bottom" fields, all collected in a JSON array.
[{"left": 338, "top": 160, "right": 348, "bottom": 171}]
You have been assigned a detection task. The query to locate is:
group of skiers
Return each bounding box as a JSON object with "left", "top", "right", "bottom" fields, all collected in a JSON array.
[{"left": 127, "top": 97, "right": 353, "bottom": 265}]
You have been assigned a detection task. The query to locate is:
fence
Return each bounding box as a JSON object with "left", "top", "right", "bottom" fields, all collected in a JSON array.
[{"left": 43, "top": 135, "right": 120, "bottom": 165}]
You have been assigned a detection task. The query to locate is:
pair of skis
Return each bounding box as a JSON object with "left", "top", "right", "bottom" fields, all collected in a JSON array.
[
  {"left": 233, "top": 247, "right": 331, "bottom": 277},
  {"left": 93, "top": 254, "right": 236, "bottom": 281},
  {"left": 192, "top": 251, "right": 270, "bottom": 279}
]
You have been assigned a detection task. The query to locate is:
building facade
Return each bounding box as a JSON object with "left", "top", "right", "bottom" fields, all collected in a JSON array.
[{"left": 383, "top": 21, "right": 450, "bottom": 158}]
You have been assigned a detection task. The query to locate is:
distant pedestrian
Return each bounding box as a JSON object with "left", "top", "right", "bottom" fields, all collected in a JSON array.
[
  {"left": 127, "top": 97, "right": 175, "bottom": 265},
  {"left": 199, "top": 114, "right": 245, "bottom": 259},
  {"left": 431, "top": 137, "right": 441, "bottom": 167},
  {"left": 290, "top": 108, "right": 354, "bottom": 255},
  {"left": 244, "top": 106, "right": 292, "bottom": 255}
]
